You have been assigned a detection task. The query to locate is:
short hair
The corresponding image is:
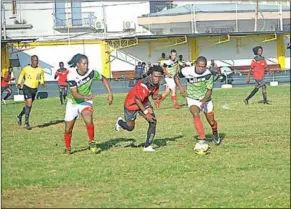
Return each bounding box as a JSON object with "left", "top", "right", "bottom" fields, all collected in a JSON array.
[
  {"left": 162, "top": 53, "right": 165, "bottom": 56},
  {"left": 179, "top": 55, "right": 183, "bottom": 58},
  {"left": 196, "top": 56, "right": 207, "bottom": 65},
  {"left": 31, "top": 55, "right": 38, "bottom": 60},
  {"left": 149, "top": 65, "right": 163, "bottom": 75},
  {"left": 253, "top": 46, "right": 263, "bottom": 55},
  {"left": 68, "top": 53, "right": 88, "bottom": 68},
  {"left": 138, "top": 61, "right": 141, "bottom": 65},
  {"left": 171, "top": 49, "right": 177, "bottom": 54},
  {"left": 59, "top": 61, "right": 64, "bottom": 65}
]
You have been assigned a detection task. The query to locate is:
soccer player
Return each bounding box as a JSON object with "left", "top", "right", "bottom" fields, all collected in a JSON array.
[
  {"left": 63, "top": 53, "right": 113, "bottom": 154},
  {"left": 16, "top": 55, "right": 45, "bottom": 130},
  {"left": 175, "top": 56, "right": 221, "bottom": 155},
  {"left": 54, "top": 61, "right": 69, "bottom": 105},
  {"left": 244, "top": 46, "right": 269, "bottom": 105},
  {"left": 1, "top": 66, "right": 15, "bottom": 104},
  {"left": 155, "top": 49, "right": 182, "bottom": 109},
  {"left": 115, "top": 65, "right": 164, "bottom": 152}
]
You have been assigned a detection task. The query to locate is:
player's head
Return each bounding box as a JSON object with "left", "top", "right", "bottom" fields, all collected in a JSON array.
[
  {"left": 149, "top": 65, "right": 163, "bottom": 85},
  {"left": 8, "top": 66, "right": 13, "bottom": 72},
  {"left": 195, "top": 56, "right": 207, "bottom": 74},
  {"left": 68, "top": 53, "right": 88, "bottom": 73},
  {"left": 162, "top": 52, "right": 165, "bottom": 58},
  {"left": 142, "top": 62, "right": 146, "bottom": 66},
  {"left": 138, "top": 61, "right": 141, "bottom": 66},
  {"left": 170, "top": 49, "right": 177, "bottom": 61},
  {"left": 253, "top": 46, "right": 263, "bottom": 56},
  {"left": 31, "top": 55, "right": 39, "bottom": 68},
  {"left": 179, "top": 55, "right": 183, "bottom": 60},
  {"left": 59, "top": 62, "right": 64, "bottom": 68},
  {"left": 211, "top": 59, "right": 215, "bottom": 64}
]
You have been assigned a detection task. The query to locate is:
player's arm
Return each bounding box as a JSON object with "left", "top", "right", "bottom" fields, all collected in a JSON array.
[
  {"left": 174, "top": 70, "right": 186, "bottom": 97},
  {"left": 100, "top": 75, "right": 113, "bottom": 105},
  {"left": 135, "top": 96, "right": 156, "bottom": 122},
  {"left": 247, "top": 60, "right": 255, "bottom": 84},
  {"left": 17, "top": 68, "right": 26, "bottom": 89},
  {"left": 151, "top": 89, "right": 162, "bottom": 100},
  {"left": 54, "top": 71, "right": 58, "bottom": 80},
  {"left": 163, "top": 63, "right": 171, "bottom": 78},
  {"left": 40, "top": 69, "right": 45, "bottom": 87}
]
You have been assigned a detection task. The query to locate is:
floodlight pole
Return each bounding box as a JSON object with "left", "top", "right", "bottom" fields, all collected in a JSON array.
[
  {"left": 1, "top": 2, "right": 7, "bottom": 40},
  {"left": 254, "top": 0, "right": 258, "bottom": 31}
]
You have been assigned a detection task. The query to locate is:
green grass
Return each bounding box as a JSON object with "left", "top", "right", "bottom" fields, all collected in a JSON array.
[{"left": 1, "top": 85, "right": 290, "bottom": 208}]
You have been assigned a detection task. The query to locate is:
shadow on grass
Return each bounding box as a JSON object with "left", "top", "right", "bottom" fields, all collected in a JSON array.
[
  {"left": 32, "top": 120, "right": 65, "bottom": 128},
  {"left": 158, "top": 103, "right": 187, "bottom": 111},
  {"left": 195, "top": 132, "right": 226, "bottom": 143},
  {"left": 128, "top": 135, "right": 184, "bottom": 149},
  {"left": 98, "top": 138, "right": 136, "bottom": 151},
  {"left": 257, "top": 100, "right": 272, "bottom": 104}
]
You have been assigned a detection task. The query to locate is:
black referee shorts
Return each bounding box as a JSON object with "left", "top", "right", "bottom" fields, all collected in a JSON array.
[{"left": 22, "top": 85, "right": 38, "bottom": 101}]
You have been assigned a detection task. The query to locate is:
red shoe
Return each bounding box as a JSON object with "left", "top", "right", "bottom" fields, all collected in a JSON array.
[{"left": 173, "top": 104, "right": 182, "bottom": 109}]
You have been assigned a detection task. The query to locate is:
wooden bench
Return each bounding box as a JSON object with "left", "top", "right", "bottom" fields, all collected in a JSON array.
[
  {"left": 218, "top": 64, "right": 282, "bottom": 75},
  {"left": 111, "top": 70, "right": 135, "bottom": 80}
]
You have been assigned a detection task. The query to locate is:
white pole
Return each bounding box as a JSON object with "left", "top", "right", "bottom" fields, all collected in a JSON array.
[
  {"left": 2, "top": 2, "right": 7, "bottom": 40},
  {"left": 235, "top": 2, "right": 238, "bottom": 32},
  {"left": 190, "top": 4, "right": 194, "bottom": 34},
  {"left": 193, "top": 3, "right": 197, "bottom": 33},
  {"left": 279, "top": 1, "right": 283, "bottom": 31}
]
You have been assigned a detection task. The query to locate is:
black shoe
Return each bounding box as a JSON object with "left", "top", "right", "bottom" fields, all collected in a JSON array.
[
  {"left": 264, "top": 100, "right": 270, "bottom": 105},
  {"left": 25, "top": 123, "right": 32, "bottom": 130},
  {"left": 213, "top": 131, "right": 221, "bottom": 146},
  {"left": 16, "top": 115, "right": 22, "bottom": 126},
  {"left": 243, "top": 99, "right": 249, "bottom": 105}
]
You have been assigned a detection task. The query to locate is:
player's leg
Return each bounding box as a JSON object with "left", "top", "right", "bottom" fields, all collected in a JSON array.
[
  {"left": 80, "top": 107, "right": 98, "bottom": 153},
  {"left": 63, "top": 86, "right": 68, "bottom": 102},
  {"left": 63, "top": 101, "right": 78, "bottom": 154},
  {"left": 243, "top": 81, "right": 260, "bottom": 105},
  {"left": 115, "top": 107, "right": 136, "bottom": 132},
  {"left": 59, "top": 86, "right": 64, "bottom": 105},
  {"left": 203, "top": 100, "right": 221, "bottom": 145},
  {"left": 188, "top": 98, "right": 210, "bottom": 155},
  {"left": 17, "top": 86, "right": 34, "bottom": 130},
  {"left": 140, "top": 107, "right": 157, "bottom": 151},
  {"left": 3, "top": 86, "right": 12, "bottom": 101},
  {"left": 170, "top": 82, "right": 181, "bottom": 109},
  {"left": 261, "top": 81, "right": 269, "bottom": 104}
]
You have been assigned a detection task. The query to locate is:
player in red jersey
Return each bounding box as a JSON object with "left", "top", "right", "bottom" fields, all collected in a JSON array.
[
  {"left": 115, "top": 65, "right": 164, "bottom": 152},
  {"left": 244, "top": 46, "right": 269, "bottom": 105},
  {"left": 55, "top": 62, "right": 70, "bottom": 105},
  {"left": 1, "top": 66, "right": 15, "bottom": 104}
]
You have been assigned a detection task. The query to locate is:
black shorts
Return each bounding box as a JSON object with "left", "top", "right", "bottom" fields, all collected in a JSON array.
[
  {"left": 124, "top": 102, "right": 152, "bottom": 122},
  {"left": 22, "top": 85, "right": 38, "bottom": 101}
]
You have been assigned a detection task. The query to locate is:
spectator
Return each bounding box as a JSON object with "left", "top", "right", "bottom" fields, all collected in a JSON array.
[{"left": 135, "top": 61, "right": 144, "bottom": 83}]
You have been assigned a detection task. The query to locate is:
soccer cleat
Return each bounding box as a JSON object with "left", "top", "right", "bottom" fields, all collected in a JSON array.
[
  {"left": 243, "top": 99, "right": 249, "bottom": 105},
  {"left": 115, "top": 117, "right": 123, "bottom": 132},
  {"left": 25, "top": 123, "right": 32, "bottom": 130},
  {"left": 194, "top": 140, "right": 210, "bottom": 155},
  {"left": 212, "top": 131, "right": 221, "bottom": 146},
  {"left": 155, "top": 101, "right": 161, "bottom": 110},
  {"left": 16, "top": 115, "right": 22, "bottom": 126},
  {"left": 63, "top": 148, "right": 72, "bottom": 155},
  {"left": 89, "top": 141, "right": 97, "bottom": 153},
  {"left": 174, "top": 103, "right": 182, "bottom": 109},
  {"left": 263, "top": 100, "right": 270, "bottom": 105},
  {"left": 143, "top": 145, "right": 155, "bottom": 152},
  {"left": 2, "top": 99, "right": 6, "bottom": 105}
]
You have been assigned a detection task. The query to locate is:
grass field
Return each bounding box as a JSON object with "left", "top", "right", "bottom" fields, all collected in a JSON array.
[{"left": 1, "top": 85, "right": 290, "bottom": 208}]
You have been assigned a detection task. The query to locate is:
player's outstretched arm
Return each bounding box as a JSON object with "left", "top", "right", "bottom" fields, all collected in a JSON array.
[
  {"left": 101, "top": 76, "right": 113, "bottom": 105},
  {"left": 40, "top": 69, "right": 45, "bottom": 87},
  {"left": 135, "top": 97, "right": 155, "bottom": 122},
  {"left": 174, "top": 73, "right": 185, "bottom": 97}
]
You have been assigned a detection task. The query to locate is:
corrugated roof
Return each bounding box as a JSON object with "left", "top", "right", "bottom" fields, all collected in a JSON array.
[{"left": 140, "top": 3, "right": 290, "bottom": 17}]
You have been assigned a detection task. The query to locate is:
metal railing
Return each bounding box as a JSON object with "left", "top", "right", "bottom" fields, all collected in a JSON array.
[{"left": 53, "top": 12, "right": 97, "bottom": 28}]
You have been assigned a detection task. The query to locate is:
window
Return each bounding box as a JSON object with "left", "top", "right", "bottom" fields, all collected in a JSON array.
[
  {"left": 71, "top": 1, "right": 82, "bottom": 26},
  {"left": 55, "top": 2, "right": 66, "bottom": 26}
]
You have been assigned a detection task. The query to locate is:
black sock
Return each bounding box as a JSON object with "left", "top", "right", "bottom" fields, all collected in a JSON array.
[
  {"left": 19, "top": 107, "right": 25, "bottom": 117},
  {"left": 25, "top": 106, "right": 32, "bottom": 124},
  {"left": 262, "top": 86, "right": 267, "bottom": 102},
  {"left": 246, "top": 88, "right": 259, "bottom": 100},
  {"left": 3, "top": 92, "right": 11, "bottom": 100},
  {"left": 145, "top": 115, "right": 157, "bottom": 147},
  {"left": 59, "top": 92, "right": 63, "bottom": 104},
  {"left": 63, "top": 95, "right": 66, "bottom": 101},
  {"left": 118, "top": 120, "right": 134, "bottom": 131}
]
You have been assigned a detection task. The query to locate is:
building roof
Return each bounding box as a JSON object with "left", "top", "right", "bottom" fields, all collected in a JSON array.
[
  {"left": 1, "top": 38, "right": 37, "bottom": 44},
  {"left": 140, "top": 3, "right": 290, "bottom": 17}
]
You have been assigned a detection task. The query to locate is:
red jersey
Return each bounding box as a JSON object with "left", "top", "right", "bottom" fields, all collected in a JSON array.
[
  {"left": 55, "top": 68, "right": 69, "bottom": 85},
  {"left": 250, "top": 56, "right": 267, "bottom": 80},
  {"left": 125, "top": 77, "right": 159, "bottom": 111},
  {"left": 1, "top": 73, "right": 11, "bottom": 87}
]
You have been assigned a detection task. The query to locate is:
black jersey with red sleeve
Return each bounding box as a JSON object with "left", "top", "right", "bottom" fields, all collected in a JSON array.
[{"left": 124, "top": 77, "right": 159, "bottom": 111}]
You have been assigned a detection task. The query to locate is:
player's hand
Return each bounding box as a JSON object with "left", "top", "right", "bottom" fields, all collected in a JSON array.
[
  {"left": 145, "top": 113, "right": 156, "bottom": 123},
  {"left": 108, "top": 93, "right": 113, "bottom": 105},
  {"left": 200, "top": 100, "right": 206, "bottom": 108},
  {"left": 180, "top": 88, "right": 186, "bottom": 97},
  {"left": 86, "top": 94, "right": 95, "bottom": 100},
  {"left": 17, "top": 84, "right": 22, "bottom": 89}
]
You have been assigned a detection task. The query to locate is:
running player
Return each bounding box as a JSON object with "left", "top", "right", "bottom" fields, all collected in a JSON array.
[
  {"left": 244, "top": 46, "right": 269, "bottom": 105},
  {"left": 175, "top": 56, "right": 221, "bottom": 155},
  {"left": 54, "top": 62, "right": 69, "bottom": 105},
  {"left": 1, "top": 66, "right": 15, "bottom": 104},
  {"left": 64, "top": 53, "right": 113, "bottom": 154},
  {"left": 155, "top": 49, "right": 182, "bottom": 109},
  {"left": 115, "top": 65, "right": 164, "bottom": 152},
  {"left": 16, "top": 55, "right": 45, "bottom": 130}
]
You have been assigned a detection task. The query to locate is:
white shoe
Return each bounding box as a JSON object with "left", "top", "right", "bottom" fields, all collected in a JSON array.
[
  {"left": 2, "top": 99, "right": 6, "bottom": 105},
  {"left": 115, "top": 116, "right": 123, "bottom": 132},
  {"left": 143, "top": 145, "right": 155, "bottom": 152}
]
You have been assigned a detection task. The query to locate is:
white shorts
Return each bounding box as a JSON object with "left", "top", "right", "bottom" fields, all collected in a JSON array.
[
  {"left": 65, "top": 100, "right": 93, "bottom": 121},
  {"left": 165, "top": 77, "right": 176, "bottom": 90},
  {"left": 187, "top": 97, "right": 214, "bottom": 113}
]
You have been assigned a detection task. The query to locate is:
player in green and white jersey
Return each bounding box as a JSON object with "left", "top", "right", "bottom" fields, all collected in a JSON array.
[
  {"left": 175, "top": 56, "right": 221, "bottom": 155},
  {"left": 155, "top": 49, "right": 182, "bottom": 109},
  {"left": 63, "top": 53, "right": 113, "bottom": 154}
]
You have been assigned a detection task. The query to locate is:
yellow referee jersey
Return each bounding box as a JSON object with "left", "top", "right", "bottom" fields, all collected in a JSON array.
[{"left": 18, "top": 65, "right": 45, "bottom": 88}]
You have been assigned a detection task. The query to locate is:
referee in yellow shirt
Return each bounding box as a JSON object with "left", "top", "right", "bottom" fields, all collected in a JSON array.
[{"left": 16, "top": 55, "right": 45, "bottom": 130}]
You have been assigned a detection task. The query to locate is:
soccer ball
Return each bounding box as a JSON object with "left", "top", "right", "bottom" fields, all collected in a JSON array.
[{"left": 194, "top": 140, "right": 210, "bottom": 155}]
